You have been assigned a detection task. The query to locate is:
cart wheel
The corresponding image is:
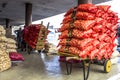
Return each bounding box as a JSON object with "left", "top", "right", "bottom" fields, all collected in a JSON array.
[{"left": 104, "top": 60, "right": 111, "bottom": 73}]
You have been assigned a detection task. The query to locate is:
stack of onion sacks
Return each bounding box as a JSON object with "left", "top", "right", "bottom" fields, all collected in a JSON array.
[
  {"left": 58, "top": 4, "right": 118, "bottom": 60},
  {"left": 23, "top": 24, "right": 50, "bottom": 49}
]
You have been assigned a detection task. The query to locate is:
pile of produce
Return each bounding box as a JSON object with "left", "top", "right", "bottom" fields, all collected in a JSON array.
[
  {"left": 0, "top": 25, "right": 6, "bottom": 36},
  {"left": 0, "top": 50, "right": 11, "bottom": 72},
  {"left": 23, "top": 24, "right": 49, "bottom": 50},
  {"left": 0, "top": 26, "right": 8, "bottom": 51},
  {"left": 0, "top": 25, "right": 11, "bottom": 72},
  {"left": 58, "top": 4, "right": 119, "bottom": 60},
  {"left": 0, "top": 25, "right": 7, "bottom": 49},
  {"left": 48, "top": 43, "right": 58, "bottom": 54},
  {"left": 43, "top": 43, "right": 58, "bottom": 54},
  {"left": 0, "top": 36, "right": 7, "bottom": 50},
  {"left": 6, "top": 38, "right": 17, "bottom": 53}
]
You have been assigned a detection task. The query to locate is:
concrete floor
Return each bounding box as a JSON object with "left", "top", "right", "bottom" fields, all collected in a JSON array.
[{"left": 1, "top": 51, "right": 120, "bottom": 80}]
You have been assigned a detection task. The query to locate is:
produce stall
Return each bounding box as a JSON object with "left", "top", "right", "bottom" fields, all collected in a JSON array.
[
  {"left": 23, "top": 22, "right": 50, "bottom": 54},
  {"left": 57, "top": 4, "right": 118, "bottom": 80}
]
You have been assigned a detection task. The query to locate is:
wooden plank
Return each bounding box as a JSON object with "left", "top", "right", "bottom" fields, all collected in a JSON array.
[
  {"left": 58, "top": 52, "right": 89, "bottom": 60},
  {"left": 58, "top": 52, "right": 79, "bottom": 57},
  {"left": 35, "top": 22, "right": 45, "bottom": 50}
]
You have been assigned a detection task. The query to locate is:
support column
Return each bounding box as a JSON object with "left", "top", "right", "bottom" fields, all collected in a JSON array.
[
  {"left": 6, "top": 18, "right": 10, "bottom": 28},
  {"left": 78, "top": 0, "right": 92, "bottom": 5},
  {"left": 25, "top": 3, "right": 32, "bottom": 26}
]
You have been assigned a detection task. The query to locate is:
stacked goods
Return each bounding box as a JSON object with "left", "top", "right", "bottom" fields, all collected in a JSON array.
[
  {"left": 6, "top": 38, "right": 17, "bottom": 53},
  {"left": 0, "top": 25, "right": 6, "bottom": 36},
  {"left": 0, "top": 50, "right": 11, "bottom": 72},
  {"left": 48, "top": 43, "right": 58, "bottom": 54},
  {"left": 0, "top": 25, "right": 11, "bottom": 72},
  {"left": 0, "top": 36, "right": 7, "bottom": 50},
  {"left": 0, "top": 26, "right": 17, "bottom": 53},
  {"left": 43, "top": 43, "right": 58, "bottom": 54},
  {"left": 23, "top": 24, "right": 49, "bottom": 50},
  {"left": 0, "top": 25, "right": 7, "bottom": 51},
  {"left": 5, "top": 38, "right": 24, "bottom": 62},
  {"left": 58, "top": 4, "right": 118, "bottom": 60}
]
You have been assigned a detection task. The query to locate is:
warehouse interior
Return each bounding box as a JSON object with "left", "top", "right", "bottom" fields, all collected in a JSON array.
[{"left": 0, "top": 0, "right": 120, "bottom": 80}]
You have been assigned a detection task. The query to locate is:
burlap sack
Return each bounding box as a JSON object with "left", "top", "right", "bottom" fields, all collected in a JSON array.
[
  {"left": 6, "top": 49, "right": 17, "bottom": 53},
  {"left": 6, "top": 38, "right": 16, "bottom": 44},
  {"left": 0, "top": 25, "right": 6, "bottom": 36},
  {"left": 0, "top": 43, "right": 6, "bottom": 50},
  {"left": 6, "top": 44, "right": 17, "bottom": 49},
  {"left": 0, "top": 36, "right": 7, "bottom": 42}
]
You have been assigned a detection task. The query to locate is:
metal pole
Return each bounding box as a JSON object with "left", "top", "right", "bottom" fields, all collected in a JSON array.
[
  {"left": 78, "top": 0, "right": 92, "bottom": 5},
  {"left": 25, "top": 3, "right": 32, "bottom": 53},
  {"left": 5, "top": 18, "right": 10, "bottom": 28},
  {"left": 25, "top": 3, "right": 32, "bottom": 26}
]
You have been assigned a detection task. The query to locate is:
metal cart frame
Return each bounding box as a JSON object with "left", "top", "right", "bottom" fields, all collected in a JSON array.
[{"left": 58, "top": 52, "right": 111, "bottom": 80}]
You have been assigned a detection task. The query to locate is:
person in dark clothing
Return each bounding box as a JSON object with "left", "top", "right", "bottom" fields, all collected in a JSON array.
[
  {"left": 14, "top": 28, "right": 22, "bottom": 49},
  {"left": 21, "top": 30, "right": 26, "bottom": 51},
  {"left": 14, "top": 27, "right": 27, "bottom": 51}
]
